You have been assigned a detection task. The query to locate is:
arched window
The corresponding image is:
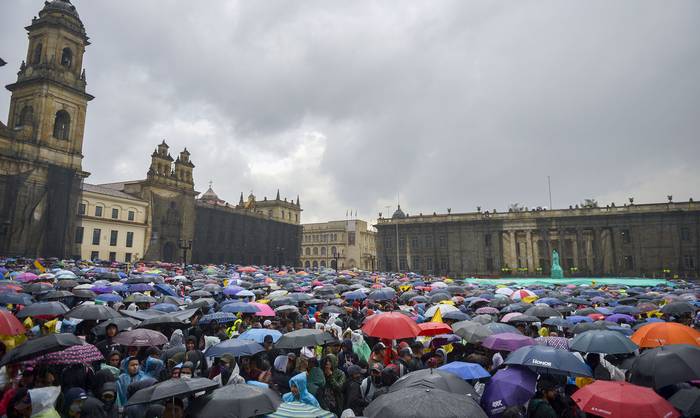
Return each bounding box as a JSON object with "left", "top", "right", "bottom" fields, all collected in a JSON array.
[
  {"left": 304, "top": 261, "right": 310, "bottom": 268},
  {"left": 331, "top": 246, "right": 337, "bottom": 255},
  {"left": 305, "top": 247, "right": 310, "bottom": 256},
  {"left": 312, "top": 247, "right": 318, "bottom": 256},
  {"left": 312, "top": 261, "right": 318, "bottom": 269},
  {"left": 33, "top": 43, "right": 42, "bottom": 64},
  {"left": 320, "top": 261, "right": 326, "bottom": 268},
  {"left": 60, "top": 47, "right": 73, "bottom": 68},
  {"left": 15, "top": 105, "right": 33, "bottom": 127},
  {"left": 321, "top": 247, "right": 327, "bottom": 256},
  {"left": 53, "top": 110, "right": 70, "bottom": 140}
]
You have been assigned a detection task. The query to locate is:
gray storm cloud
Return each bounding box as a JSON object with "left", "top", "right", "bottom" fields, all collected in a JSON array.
[{"left": 1, "top": 0, "right": 698, "bottom": 223}]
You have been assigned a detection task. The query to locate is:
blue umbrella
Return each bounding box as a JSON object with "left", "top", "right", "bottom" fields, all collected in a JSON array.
[
  {"left": 367, "top": 289, "right": 395, "bottom": 301},
  {"left": 481, "top": 367, "right": 537, "bottom": 417},
  {"left": 205, "top": 339, "right": 263, "bottom": 358},
  {"left": 543, "top": 317, "right": 573, "bottom": 328},
  {"left": 152, "top": 303, "right": 178, "bottom": 313},
  {"left": 504, "top": 345, "right": 592, "bottom": 377},
  {"left": 199, "top": 312, "right": 238, "bottom": 325},
  {"left": 537, "top": 298, "right": 564, "bottom": 306},
  {"left": 238, "top": 329, "right": 283, "bottom": 343},
  {"left": 221, "top": 302, "right": 259, "bottom": 314},
  {"left": 223, "top": 286, "right": 244, "bottom": 296},
  {"left": 567, "top": 315, "right": 593, "bottom": 324},
  {"left": 343, "top": 291, "right": 366, "bottom": 301},
  {"left": 154, "top": 283, "right": 177, "bottom": 297},
  {"left": 96, "top": 293, "right": 123, "bottom": 303},
  {"left": 128, "top": 283, "right": 154, "bottom": 293},
  {"left": 438, "top": 361, "right": 490, "bottom": 380}
]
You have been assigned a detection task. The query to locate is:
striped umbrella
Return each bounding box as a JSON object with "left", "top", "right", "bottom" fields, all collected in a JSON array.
[
  {"left": 268, "top": 402, "right": 334, "bottom": 418},
  {"left": 36, "top": 343, "right": 103, "bottom": 365}
]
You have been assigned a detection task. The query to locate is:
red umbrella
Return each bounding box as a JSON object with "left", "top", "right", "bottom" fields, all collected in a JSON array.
[
  {"left": 417, "top": 322, "right": 453, "bottom": 337},
  {"left": 0, "top": 309, "right": 24, "bottom": 336},
  {"left": 362, "top": 312, "right": 421, "bottom": 340},
  {"left": 237, "top": 266, "right": 257, "bottom": 273},
  {"left": 573, "top": 380, "right": 680, "bottom": 418}
]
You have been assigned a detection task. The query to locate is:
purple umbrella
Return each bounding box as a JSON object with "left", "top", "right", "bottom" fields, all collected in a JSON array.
[
  {"left": 223, "top": 285, "right": 244, "bottom": 296},
  {"left": 481, "top": 367, "right": 537, "bottom": 417},
  {"left": 127, "top": 283, "right": 155, "bottom": 293},
  {"left": 482, "top": 332, "right": 535, "bottom": 352},
  {"left": 605, "top": 313, "right": 635, "bottom": 323},
  {"left": 15, "top": 272, "right": 40, "bottom": 283},
  {"left": 91, "top": 286, "right": 114, "bottom": 294},
  {"left": 476, "top": 307, "right": 500, "bottom": 315}
]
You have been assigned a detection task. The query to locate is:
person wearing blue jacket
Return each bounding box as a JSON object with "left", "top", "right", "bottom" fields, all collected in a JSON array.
[{"left": 282, "top": 372, "right": 320, "bottom": 408}]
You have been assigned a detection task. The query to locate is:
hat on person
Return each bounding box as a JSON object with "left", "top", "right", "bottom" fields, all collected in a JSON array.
[
  {"left": 372, "top": 342, "right": 386, "bottom": 352},
  {"left": 398, "top": 341, "right": 409, "bottom": 350},
  {"left": 263, "top": 334, "right": 274, "bottom": 344},
  {"left": 263, "top": 320, "right": 272, "bottom": 327},
  {"left": 347, "top": 365, "right": 365, "bottom": 376},
  {"left": 370, "top": 363, "right": 384, "bottom": 373},
  {"left": 399, "top": 348, "right": 412, "bottom": 357}
]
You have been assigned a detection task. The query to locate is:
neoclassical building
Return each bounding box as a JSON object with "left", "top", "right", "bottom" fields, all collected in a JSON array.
[
  {"left": 300, "top": 219, "right": 377, "bottom": 270},
  {"left": 375, "top": 202, "right": 700, "bottom": 278}
]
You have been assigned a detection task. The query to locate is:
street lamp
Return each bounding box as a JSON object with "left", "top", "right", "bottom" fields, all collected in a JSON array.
[
  {"left": 333, "top": 249, "right": 343, "bottom": 272},
  {"left": 178, "top": 239, "right": 192, "bottom": 266}
]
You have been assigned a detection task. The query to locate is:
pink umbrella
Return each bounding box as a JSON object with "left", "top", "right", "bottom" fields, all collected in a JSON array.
[
  {"left": 482, "top": 332, "right": 535, "bottom": 352},
  {"left": 501, "top": 312, "right": 525, "bottom": 323},
  {"left": 251, "top": 303, "right": 275, "bottom": 317},
  {"left": 476, "top": 307, "right": 499, "bottom": 315},
  {"left": 37, "top": 343, "right": 104, "bottom": 365},
  {"left": 15, "top": 272, "right": 40, "bottom": 283}
]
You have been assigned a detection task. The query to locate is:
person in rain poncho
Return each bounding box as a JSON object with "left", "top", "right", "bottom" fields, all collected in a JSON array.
[
  {"left": 116, "top": 357, "right": 145, "bottom": 407},
  {"left": 318, "top": 354, "right": 346, "bottom": 416},
  {"left": 282, "top": 372, "right": 321, "bottom": 408},
  {"left": 14, "top": 386, "right": 61, "bottom": 418},
  {"left": 163, "top": 329, "right": 185, "bottom": 365}
]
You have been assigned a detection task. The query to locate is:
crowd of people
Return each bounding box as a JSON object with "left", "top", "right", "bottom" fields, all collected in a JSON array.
[{"left": 0, "top": 257, "right": 698, "bottom": 418}]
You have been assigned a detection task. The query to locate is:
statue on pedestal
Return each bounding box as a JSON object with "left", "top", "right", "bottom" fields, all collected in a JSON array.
[{"left": 551, "top": 250, "right": 564, "bottom": 280}]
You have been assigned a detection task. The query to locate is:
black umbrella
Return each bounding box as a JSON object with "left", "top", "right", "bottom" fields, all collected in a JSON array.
[
  {"left": 16, "top": 301, "right": 69, "bottom": 318},
  {"left": 669, "top": 388, "right": 700, "bottom": 417},
  {"left": 92, "top": 317, "right": 140, "bottom": 336},
  {"left": 507, "top": 315, "right": 540, "bottom": 324},
  {"left": 365, "top": 386, "right": 487, "bottom": 418},
  {"left": 0, "top": 333, "right": 83, "bottom": 366},
  {"left": 629, "top": 344, "right": 700, "bottom": 388},
  {"left": 661, "top": 302, "right": 695, "bottom": 316},
  {"left": 524, "top": 305, "right": 562, "bottom": 319},
  {"left": 127, "top": 377, "right": 218, "bottom": 405},
  {"left": 39, "top": 290, "right": 74, "bottom": 300},
  {"left": 124, "top": 293, "right": 157, "bottom": 303},
  {"left": 137, "top": 314, "right": 187, "bottom": 329},
  {"left": 390, "top": 368, "right": 479, "bottom": 399},
  {"left": 442, "top": 311, "right": 471, "bottom": 321},
  {"left": 186, "top": 380, "right": 282, "bottom": 418},
  {"left": 570, "top": 330, "right": 638, "bottom": 354},
  {"left": 0, "top": 292, "right": 33, "bottom": 305},
  {"left": 275, "top": 329, "right": 337, "bottom": 349},
  {"left": 72, "top": 289, "right": 97, "bottom": 299},
  {"left": 571, "top": 321, "right": 613, "bottom": 334},
  {"left": 321, "top": 305, "right": 344, "bottom": 314},
  {"left": 66, "top": 303, "right": 121, "bottom": 320}
]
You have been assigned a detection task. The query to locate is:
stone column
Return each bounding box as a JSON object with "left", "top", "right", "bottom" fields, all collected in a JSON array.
[
  {"left": 509, "top": 230, "right": 517, "bottom": 270},
  {"left": 525, "top": 230, "right": 535, "bottom": 273}
]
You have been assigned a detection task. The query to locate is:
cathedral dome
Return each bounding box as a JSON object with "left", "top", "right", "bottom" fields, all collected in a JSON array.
[
  {"left": 40, "top": 0, "right": 80, "bottom": 20},
  {"left": 200, "top": 187, "right": 219, "bottom": 202},
  {"left": 392, "top": 205, "right": 406, "bottom": 219}
]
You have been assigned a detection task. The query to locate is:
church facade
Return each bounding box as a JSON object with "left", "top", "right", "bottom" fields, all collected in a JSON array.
[
  {"left": 375, "top": 202, "right": 700, "bottom": 278},
  {"left": 0, "top": 1, "right": 302, "bottom": 266}
]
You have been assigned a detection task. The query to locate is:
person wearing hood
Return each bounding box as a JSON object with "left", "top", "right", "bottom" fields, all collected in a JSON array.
[
  {"left": 305, "top": 357, "right": 325, "bottom": 397},
  {"left": 143, "top": 348, "right": 164, "bottom": 381},
  {"left": 116, "top": 357, "right": 145, "bottom": 408},
  {"left": 343, "top": 365, "right": 368, "bottom": 416},
  {"left": 62, "top": 387, "right": 87, "bottom": 418},
  {"left": 98, "top": 382, "right": 117, "bottom": 418},
  {"left": 184, "top": 337, "right": 207, "bottom": 377},
  {"left": 318, "top": 354, "right": 346, "bottom": 416},
  {"left": 78, "top": 396, "right": 107, "bottom": 418},
  {"left": 211, "top": 355, "right": 245, "bottom": 387},
  {"left": 270, "top": 355, "right": 293, "bottom": 395},
  {"left": 282, "top": 372, "right": 320, "bottom": 408},
  {"left": 14, "top": 386, "right": 61, "bottom": 418},
  {"left": 163, "top": 330, "right": 185, "bottom": 365}
]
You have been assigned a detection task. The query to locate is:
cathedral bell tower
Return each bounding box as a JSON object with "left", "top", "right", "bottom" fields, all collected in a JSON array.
[{"left": 6, "top": 0, "right": 93, "bottom": 173}]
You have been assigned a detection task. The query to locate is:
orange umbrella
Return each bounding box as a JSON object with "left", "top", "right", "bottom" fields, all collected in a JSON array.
[
  {"left": 417, "top": 322, "right": 453, "bottom": 337},
  {"left": 631, "top": 322, "right": 700, "bottom": 348}
]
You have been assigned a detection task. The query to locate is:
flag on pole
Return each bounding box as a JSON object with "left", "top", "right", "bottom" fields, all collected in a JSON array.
[
  {"left": 33, "top": 259, "right": 46, "bottom": 273},
  {"left": 431, "top": 307, "right": 443, "bottom": 323}
]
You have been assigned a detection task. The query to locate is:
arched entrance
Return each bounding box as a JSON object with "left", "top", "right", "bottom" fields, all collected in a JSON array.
[
  {"left": 162, "top": 241, "right": 176, "bottom": 262},
  {"left": 330, "top": 260, "right": 337, "bottom": 270}
]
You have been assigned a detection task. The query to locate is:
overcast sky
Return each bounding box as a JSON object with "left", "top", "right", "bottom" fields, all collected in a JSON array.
[{"left": 2, "top": 1, "right": 699, "bottom": 224}]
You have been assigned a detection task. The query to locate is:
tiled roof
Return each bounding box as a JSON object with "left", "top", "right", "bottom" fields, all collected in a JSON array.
[{"left": 82, "top": 183, "right": 144, "bottom": 202}]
